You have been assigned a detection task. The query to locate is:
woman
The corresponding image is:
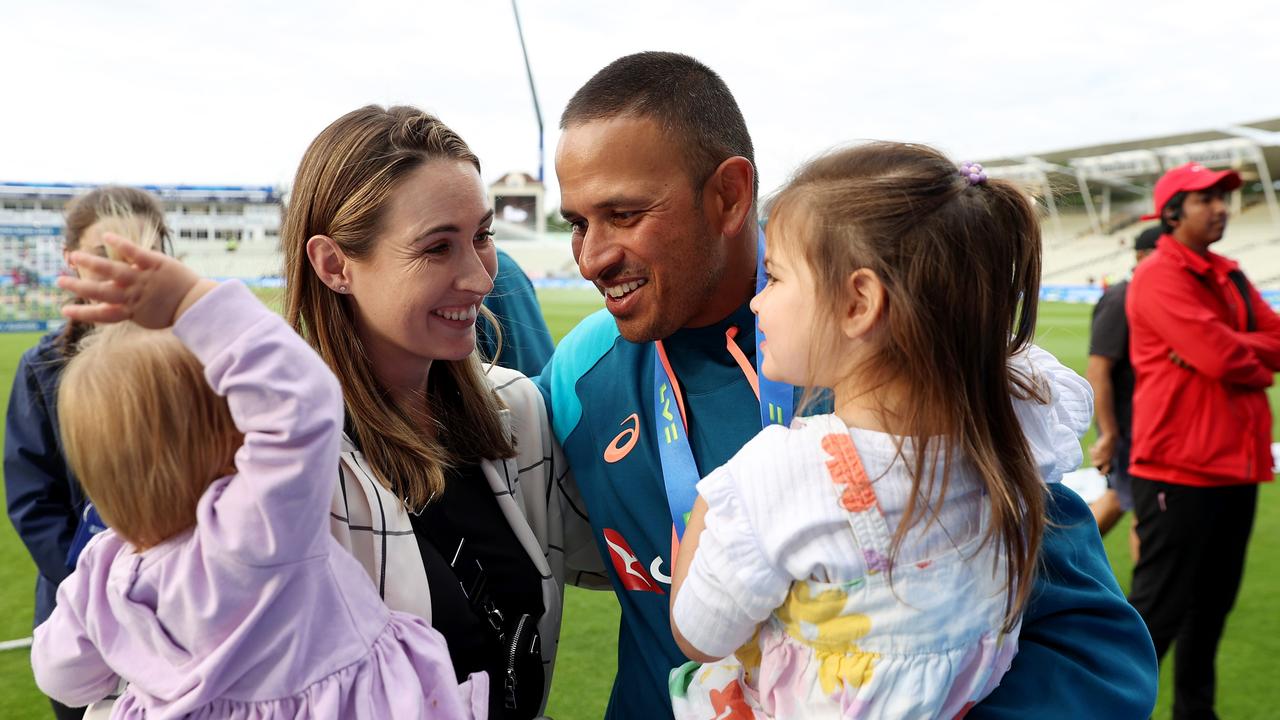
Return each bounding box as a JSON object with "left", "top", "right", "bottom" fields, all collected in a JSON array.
[
  {"left": 5, "top": 186, "right": 170, "bottom": 720},
  {"left": 281, "top": 105, "right": 604, "bottom": 720}
]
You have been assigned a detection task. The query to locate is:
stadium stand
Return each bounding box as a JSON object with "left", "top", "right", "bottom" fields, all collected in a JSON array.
[{"left": 4, "top": 117, "right": 1280, "bottom": 326}]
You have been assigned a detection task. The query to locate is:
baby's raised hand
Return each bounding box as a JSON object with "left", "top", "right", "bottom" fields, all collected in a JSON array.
[{"left": 57, "top": 233, "right": 215, "bottom": 329}]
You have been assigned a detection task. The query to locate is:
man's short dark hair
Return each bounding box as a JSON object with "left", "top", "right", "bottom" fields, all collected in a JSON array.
[
  {"left": 561, "top": 51, "right": 757, "bottom": 198},
  {"left": 1159, "top": 191, "right": 1189, "bottom": 234},
  {"left": 1135, "top": 226, "right": 1162, "bottom": 251}
]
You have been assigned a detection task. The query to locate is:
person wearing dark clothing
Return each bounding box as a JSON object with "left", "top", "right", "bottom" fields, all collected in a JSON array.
[
  {"left": 5, "top": 331, "right": 87, "bottom": 629},
  {"left": 1086, "top": 226, "right": 1159, "bottom": 558}
]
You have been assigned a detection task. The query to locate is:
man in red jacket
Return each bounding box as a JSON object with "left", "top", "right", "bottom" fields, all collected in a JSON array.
[{"left": 1126, "top": 162, "right": 1279, "bottom": 719}]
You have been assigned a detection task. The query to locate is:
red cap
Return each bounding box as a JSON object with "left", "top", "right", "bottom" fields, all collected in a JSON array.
[{"left": 1142, "top": 162, "right": 1243, "bottom": 220}]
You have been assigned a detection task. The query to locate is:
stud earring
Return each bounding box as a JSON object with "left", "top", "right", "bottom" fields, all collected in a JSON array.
[{"left": 337, "top": 284, "right": 348, "bottom": 294}]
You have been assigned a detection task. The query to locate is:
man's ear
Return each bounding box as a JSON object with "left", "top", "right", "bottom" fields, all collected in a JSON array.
[
  {"left": 305, "top": 235, "right": 353, "bottom": 293},
  {"left": 841, "top": 268, "right": 885, "bottom": 340},
  {"left": 702, "top": 156, "right": 755, "bottom": 239}
]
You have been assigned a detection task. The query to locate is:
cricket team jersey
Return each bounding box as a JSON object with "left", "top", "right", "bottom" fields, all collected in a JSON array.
[{"left": 536, "top": 301, "right": 1159, "bottom": 719}]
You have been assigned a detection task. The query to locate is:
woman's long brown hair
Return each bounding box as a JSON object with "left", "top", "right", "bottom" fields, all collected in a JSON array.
[
  {"left": 770, "top": 142, "right": 1047, "bottom": 629},
  {"left": 281, "top": 105, "right": 514, "bottom": 508}
]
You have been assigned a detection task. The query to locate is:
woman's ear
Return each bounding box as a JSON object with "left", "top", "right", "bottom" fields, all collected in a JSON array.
[
  {"left": 305, "top": 235, "right": 353, "bottom": 294},
  {"left": 841, "top": 268, "right": 885, "bottom": 340}
]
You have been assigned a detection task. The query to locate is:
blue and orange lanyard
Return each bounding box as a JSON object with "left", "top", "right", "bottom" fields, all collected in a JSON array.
[{"left": 653, "top": 229, "right": 794, "bottom": 543}]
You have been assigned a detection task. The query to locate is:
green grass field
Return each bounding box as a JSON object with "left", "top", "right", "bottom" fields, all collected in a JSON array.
[{"left": 0, "top": 294, "right": 1274, "bottom": 718}]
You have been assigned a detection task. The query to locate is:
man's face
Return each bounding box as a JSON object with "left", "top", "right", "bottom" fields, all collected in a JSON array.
[
  {"left": 1171, "top": 187, "right": 1229, "bottom": 249},
  {"left": 556, "top": 116, "right": 724, "bottom": 342}
]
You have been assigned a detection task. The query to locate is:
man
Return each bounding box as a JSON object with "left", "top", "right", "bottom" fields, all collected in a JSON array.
[
  {"left": 1126, "top": 162, "right": 1279, "bottom": 719},
  {"left": 537, "top": 51, "right": 1156, "bottom": 719},
  {"left": 478, "top": 247, "right": 555, "bottom": 376},
  {"left": 1086, "top": 226, "right": 1160, "bottom": 559}
]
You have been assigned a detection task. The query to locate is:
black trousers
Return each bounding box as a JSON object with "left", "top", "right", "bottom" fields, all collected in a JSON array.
[{"left": 1128, "top": 477, "right": 1258, "bottom": 720}]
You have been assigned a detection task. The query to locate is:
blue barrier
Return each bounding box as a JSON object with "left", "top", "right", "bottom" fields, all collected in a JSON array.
[
  {"left": 1040, "top": 284, "right": 1280, "bottom": 310},
  {"left": 0, "top": 320, "right": 65, "bottom": 333}
]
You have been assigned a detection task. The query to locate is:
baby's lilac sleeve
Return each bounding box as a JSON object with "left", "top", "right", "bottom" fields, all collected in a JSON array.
[
  {"left": 174, "top": 281, "right": 344, "bottom": 566},
  {"left": 31, "top": 535, "right": 121, "bottom": 707}
]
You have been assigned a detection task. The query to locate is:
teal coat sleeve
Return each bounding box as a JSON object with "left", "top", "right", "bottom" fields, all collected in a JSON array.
[
  {"left": 971, "top": 484, "right": 1157, "bottom": 719},
  {"left": 479, "top": 249, "right": 554, "bottom": 377}
]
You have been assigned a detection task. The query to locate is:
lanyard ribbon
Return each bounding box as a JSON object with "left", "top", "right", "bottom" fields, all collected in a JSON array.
[{"left": 654, "top": 228, "right": 794, "bottom": 540}]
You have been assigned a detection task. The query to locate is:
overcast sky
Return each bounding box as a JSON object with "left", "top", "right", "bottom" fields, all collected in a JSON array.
[{"left": 2, "top": 0, "right": 1275, "bottom": 209}]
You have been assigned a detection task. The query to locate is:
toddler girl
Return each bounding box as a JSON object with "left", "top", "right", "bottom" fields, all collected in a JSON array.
[{"left": 669, "top": 144, "right": 1091, "bottom": 718}]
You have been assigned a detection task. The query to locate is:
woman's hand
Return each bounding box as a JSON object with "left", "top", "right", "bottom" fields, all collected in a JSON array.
[{"left": 57, "top": 233, "right": 215, "bottom": 328}]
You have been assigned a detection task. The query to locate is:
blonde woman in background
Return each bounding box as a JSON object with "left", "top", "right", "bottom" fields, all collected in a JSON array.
[{"left": 4, "top": 187, "right": 169, "bottom": 720}]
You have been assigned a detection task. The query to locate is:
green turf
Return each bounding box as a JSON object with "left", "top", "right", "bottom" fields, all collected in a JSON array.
[
  {"left": 0, "top": 296, "right": 1275, "bottom": 719},
  {"left": 0, "top": 330, "right": 48, "bottom": 716}
]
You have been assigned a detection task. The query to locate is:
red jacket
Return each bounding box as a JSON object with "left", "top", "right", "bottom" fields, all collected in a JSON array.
[{"left": 1125, "top": 235, "right": 1280, "bottom": 486}]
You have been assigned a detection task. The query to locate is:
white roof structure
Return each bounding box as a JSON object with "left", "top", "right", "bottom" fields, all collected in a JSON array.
[{"left": 983, "top": 117, "right": 1280, "bottom": 239}]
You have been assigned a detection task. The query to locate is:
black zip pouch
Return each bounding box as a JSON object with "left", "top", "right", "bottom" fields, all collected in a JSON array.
[
  {"left": 448, "top": 538, "right": 544, "bottom": 719},
  {"left": 500, "top": 612, "right": 544, "bottom": 717}
]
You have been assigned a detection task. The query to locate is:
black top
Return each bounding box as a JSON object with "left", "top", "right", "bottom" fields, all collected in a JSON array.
[
  {"left": 1089, "top": 281, "right": 1134, "bottom": 439},
  {"left": 409, "top": 462, "right": 545, "bottom": 720}
]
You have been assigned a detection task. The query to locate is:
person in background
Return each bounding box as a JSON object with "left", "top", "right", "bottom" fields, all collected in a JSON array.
[
  {"left": 1126, "top": 162, "right": 1280, "bottom": 719},
  {"left": 1086, "top": 225, "right": 1160, "bottom": 560},
  {"left": 4, "top": 186, "right": 169, "bottom": 720},
  {"left": 477, "top": 248, "right": 555, "bottom": 375}
]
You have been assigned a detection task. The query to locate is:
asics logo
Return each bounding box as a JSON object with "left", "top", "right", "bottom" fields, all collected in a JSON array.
[{"left": 603, "top": 412, "right": 640, "bottom": 463}]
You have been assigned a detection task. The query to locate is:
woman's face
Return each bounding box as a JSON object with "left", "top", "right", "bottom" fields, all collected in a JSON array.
[
  {"left": 67, "top": 216, "right": 164, "bottom": 282},
  {"left": 346, "top": 159, "right": 498, "bottom": 388},
  {"left": 66, "top": 220, "right": 120, "bottom": 282}
]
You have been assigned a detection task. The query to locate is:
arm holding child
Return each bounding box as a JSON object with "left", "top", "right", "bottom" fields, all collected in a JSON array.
[{"left": 973, "top": 345, "right": 1158, "bottom": 719}]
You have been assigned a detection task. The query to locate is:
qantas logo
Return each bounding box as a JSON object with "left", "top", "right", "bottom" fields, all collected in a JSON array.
[
  {"left": 602, "top": 528, "right": 665, "bottom": 594},
  {"left": 603, "top": 412, "right": 640, "bottom": 463}
]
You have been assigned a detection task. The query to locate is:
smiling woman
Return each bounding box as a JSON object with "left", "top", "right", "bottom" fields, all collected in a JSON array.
[{"left": 280, "top": 105, "right": 605, "bottom": 720}]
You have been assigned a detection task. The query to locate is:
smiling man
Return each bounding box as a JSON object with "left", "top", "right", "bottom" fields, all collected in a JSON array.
[
  {"left": 1125, "top": 162, "right": 1280, "bottom": 719},
  {"left": 536, "top": 51, "right": 1156, "bottom": 719}
]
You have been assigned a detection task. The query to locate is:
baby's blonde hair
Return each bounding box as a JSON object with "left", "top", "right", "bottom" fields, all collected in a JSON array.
[{"left": 58, "top": 324, "right": 242, "bottom": 550}]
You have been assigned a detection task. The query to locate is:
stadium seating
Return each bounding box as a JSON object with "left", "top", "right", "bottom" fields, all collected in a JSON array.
[{"left": 1040, "top": 203, "right": 1280, "bottom": 288}]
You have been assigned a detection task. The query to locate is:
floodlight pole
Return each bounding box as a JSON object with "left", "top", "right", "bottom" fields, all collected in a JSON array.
[{"left": 511, "top": 0, "right": 545, "bottom": 182}]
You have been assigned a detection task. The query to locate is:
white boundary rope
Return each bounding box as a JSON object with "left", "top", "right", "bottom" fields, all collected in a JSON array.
[{"left": 0, "top": 636, "right": 33, "bottom": 651}]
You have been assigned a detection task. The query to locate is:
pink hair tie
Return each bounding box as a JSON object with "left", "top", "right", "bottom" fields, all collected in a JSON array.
[{"left": 959, "top": 161, "right": 987, "bottom": 186}]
